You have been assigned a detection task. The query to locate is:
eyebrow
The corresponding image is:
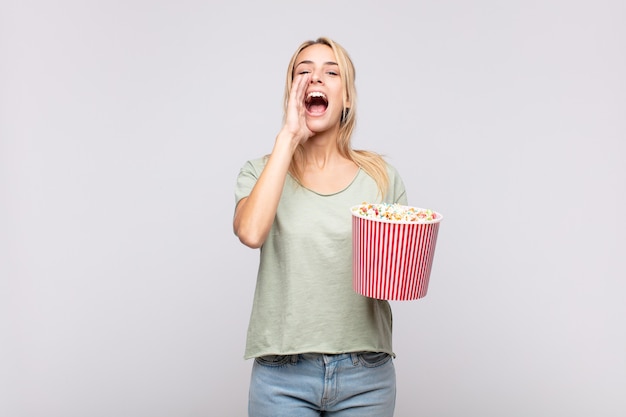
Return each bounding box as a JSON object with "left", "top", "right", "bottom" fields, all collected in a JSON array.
[{"left": 295, "top": 60, "right": 339, "bottom": 67}]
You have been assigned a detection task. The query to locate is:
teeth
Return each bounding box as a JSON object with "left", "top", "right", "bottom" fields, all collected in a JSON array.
[{"left": 307, "top": 91, "right": 327, "bottom": 99}]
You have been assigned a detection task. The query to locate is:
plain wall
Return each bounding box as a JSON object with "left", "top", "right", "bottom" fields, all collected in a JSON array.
[{"left": 1, "top": 1, "right": 625, "bottom": 416}]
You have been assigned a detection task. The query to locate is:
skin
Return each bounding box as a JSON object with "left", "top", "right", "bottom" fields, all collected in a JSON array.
[{"left": 233, "top": 44, "right": 359, "bottom": 248}]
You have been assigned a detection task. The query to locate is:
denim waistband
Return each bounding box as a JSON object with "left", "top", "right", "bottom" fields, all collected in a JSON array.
[{"left": 292, "top": 352, "right": 362, "bottom": 366}]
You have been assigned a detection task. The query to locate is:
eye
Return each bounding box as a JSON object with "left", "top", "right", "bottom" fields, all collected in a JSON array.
[
  {"left": 327, "top": 71, "right": 338, "bottom": 76},
  {"left": 298, "top": 70, "right": 311, "bottom": 75}
]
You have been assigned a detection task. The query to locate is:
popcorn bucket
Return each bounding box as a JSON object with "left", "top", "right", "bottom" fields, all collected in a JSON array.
[{"left": 351, "top": 204, "right": 443, "bottom": 301}]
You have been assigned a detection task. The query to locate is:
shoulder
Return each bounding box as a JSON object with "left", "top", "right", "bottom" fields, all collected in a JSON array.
[
  {"left": 382, "top": 160, "right": 406, "bottom": 186},
  {"left": 384, "top": 160, "right": 402, "bottom": 177},
  {"left": 238, "top": 156, "right": 269, "bottom": 177},
  {"left": 235, "top": 156, "right": 270, "bottom": 203},
  {"left": 382, "top": 160, "right": 408, "bottom": 204}
]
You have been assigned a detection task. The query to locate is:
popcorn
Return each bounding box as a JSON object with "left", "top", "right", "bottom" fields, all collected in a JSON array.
[
  {"left": 351, "top": 202, "right": 443, "bottom": 300},
  {"left": 352, "top": 203, "right": 439, "bottom": 223}
]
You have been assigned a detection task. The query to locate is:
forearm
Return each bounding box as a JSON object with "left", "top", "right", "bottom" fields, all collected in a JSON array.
[{"left": 233, "top": 129, "right": 299, "bottom": 248}]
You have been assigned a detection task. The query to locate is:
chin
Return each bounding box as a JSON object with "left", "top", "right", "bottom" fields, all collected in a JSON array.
[{"left": 306, "top": 117, "right": 340, "bottom": 134}]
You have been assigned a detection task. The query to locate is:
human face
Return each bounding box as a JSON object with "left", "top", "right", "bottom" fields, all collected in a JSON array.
[{"left": 293, "top": 44, "right": 346, "bottom": 134}]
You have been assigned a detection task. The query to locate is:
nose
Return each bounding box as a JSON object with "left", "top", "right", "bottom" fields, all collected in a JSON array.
[{"left": 310, "top": 72, "right": 323, "bottom": 84}]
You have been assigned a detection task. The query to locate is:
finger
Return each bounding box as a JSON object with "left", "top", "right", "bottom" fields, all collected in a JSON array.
[{"left": 291, "top": 73, "right": 310, "bottom": 106}]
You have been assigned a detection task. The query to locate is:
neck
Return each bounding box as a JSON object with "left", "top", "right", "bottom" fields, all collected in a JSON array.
[{"left": 303, "top": 132, "right": 342, "bottom": 170}]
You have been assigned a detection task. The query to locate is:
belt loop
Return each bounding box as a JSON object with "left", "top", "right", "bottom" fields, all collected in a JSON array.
[
  {"left": 351, "top": 352, "right": 359, "bottom": 366},
  {"left": 290, "top": 354, "right": 298, "bottom": 365}
]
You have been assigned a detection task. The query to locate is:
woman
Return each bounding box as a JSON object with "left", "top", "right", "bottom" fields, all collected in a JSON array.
[{"left": 233, "top": 37, "right": 408, "bottom": 417}]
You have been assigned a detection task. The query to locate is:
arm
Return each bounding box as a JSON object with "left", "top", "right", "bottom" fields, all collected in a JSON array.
[{"left": 233, "top": 74, "right": 312, "bottom": 248}]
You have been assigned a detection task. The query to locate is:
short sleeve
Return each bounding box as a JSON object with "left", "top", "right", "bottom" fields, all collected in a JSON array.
[
  {"left": 234, "top": 158, "right": 265, "bottom": 206},
  {"left": 386, "top": 163, "right": 408, "bottom": 205}
]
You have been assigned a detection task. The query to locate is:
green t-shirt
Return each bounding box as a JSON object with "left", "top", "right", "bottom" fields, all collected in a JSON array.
[{"left": 235, "top": 157, "right": 408, "bottom": 359}]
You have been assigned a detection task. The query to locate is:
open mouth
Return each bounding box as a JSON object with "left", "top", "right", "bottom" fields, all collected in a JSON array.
[{"left": 305, "top": 91, "right": 328, "bottom": 115}]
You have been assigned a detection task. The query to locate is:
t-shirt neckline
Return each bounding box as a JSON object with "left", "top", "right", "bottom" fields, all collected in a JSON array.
[{"left": 290, "top": 168, "right": 363, "bottom": 197}]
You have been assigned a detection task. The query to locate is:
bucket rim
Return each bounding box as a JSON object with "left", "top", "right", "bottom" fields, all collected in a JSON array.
[{"left": 350, "top": 204, "right": 444, "bottom": 225}]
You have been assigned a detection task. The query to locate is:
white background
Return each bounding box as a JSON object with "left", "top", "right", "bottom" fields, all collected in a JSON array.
[{"left": 1, "top": 1, "right": 625, "bottom": 416}]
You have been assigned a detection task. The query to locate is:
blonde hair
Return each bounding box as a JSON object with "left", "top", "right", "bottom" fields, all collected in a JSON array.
[{"left": 283, "top": 37, "right": 389, "bottom": 198}]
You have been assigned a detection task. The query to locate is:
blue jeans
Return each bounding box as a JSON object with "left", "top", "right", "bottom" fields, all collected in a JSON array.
[{"left": 249, "top": 352, "right": 396, "bottom": 417}]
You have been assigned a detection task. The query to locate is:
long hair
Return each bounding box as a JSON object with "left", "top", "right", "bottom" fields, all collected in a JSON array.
[{"left": 283, "top": 37, "right": 389, "bottom": 198}]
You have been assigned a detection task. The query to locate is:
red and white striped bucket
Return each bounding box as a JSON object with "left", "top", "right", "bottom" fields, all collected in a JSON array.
[{"left": 351, "top": 205, "right": 443, "bottom": 301}]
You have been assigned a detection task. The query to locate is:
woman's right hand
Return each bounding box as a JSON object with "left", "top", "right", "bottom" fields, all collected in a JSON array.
[
  {"left": 234, "top": 75, "right": 313, "bottom": 248},
  {"left": 282, "top": 73, "right": 313, "bottom": 145}
]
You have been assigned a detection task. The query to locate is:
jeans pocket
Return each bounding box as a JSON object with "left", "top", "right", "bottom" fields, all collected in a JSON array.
[
  {"left": 254, "top": 355, "right": 293, "bottom": 367},
  {"left": 358, "top": 352, "right": 392, "bottom": 368}
]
